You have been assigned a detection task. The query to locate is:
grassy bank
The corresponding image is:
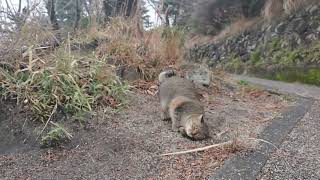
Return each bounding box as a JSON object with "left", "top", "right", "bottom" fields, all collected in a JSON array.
[{"left": 223, "top": 39, "right": 320, "bottom": 86}]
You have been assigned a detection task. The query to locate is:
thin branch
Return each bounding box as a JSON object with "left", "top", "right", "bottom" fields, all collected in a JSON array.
[{"left": 160, "top": 140, "right": 233, "bottom": 156}]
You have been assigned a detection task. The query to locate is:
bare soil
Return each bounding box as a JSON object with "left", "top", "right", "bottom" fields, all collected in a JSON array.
[{"left": 0, "top": 76, "right": 292, "bottom": 179}]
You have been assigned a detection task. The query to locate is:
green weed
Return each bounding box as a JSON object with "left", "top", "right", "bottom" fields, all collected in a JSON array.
[
  {"left": 238, "top": 80, "right": 249, "bottom": 86},
  {"left": 0, "top": 44, "right": 128, "bottom": 122},
  {"left": 224, "top": 56, "right": 244, "bottom": 74},
  {"left": 41, "top": 122, "right": 72, "bottom": 148},
  {"left": 249, "top": 49, "right": 261, "bottom": 65}
]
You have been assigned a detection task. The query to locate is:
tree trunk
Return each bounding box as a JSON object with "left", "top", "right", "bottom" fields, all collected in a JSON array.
[
  {"left": 47, "top": 0, "right": 59, "bottom": 31},
  {"left": 103, "top": 0, "right": 114, "bottom": 21},
  {"left": 165, "top": 14, "right": 170, "bottom": 26},
  {"left": 74, "top": 0, "right": 81, "bottom": 31},
  {"left": 83, "top": 0, "right": 92, "bottom": 21},
  {"left": 46, "top": 0, "right": 60, "bottom": 46},
  {"left": 115, "top": 0, "right": 137, "bottom": 17},
  {"left": 134, "top": 0, "right": 143, "bottom": 38}
]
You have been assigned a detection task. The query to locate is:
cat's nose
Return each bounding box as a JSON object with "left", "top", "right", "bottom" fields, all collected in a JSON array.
[{"left": 191, "top": 128, "right": 199, "bottom": 135}]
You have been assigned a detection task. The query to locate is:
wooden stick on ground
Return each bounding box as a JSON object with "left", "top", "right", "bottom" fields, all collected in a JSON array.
[
  {"left": 160, "top": 140, "right": 234, "bottom": 156},
  {"left": 160, "top": 137, "right": 278, "bottom": 157}
]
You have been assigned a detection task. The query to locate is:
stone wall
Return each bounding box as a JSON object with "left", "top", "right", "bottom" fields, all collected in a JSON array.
[{"left": 187, "top": 4, "right": 320, "bottom": 68}]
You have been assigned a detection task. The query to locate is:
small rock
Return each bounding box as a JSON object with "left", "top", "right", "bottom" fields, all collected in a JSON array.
[
  {"left": 240, "top": 54, "right": 250, "bottom": 62},
  {"left": 291, "top": 18, "right": 307, "bottom": 34},
  {"left": 308, "top": 5, "right": 319, "bottom": 14},
  {"left": 117, "top": 66, "right": 141, "bottom": 82},
  {"left": 275, "top": 22, "right": 287, "bottom": 34},
  {"left": 297, "top": 37, "right": 302, "bottom": 45},
  {"left": 306, "top": 34, "right": 317, "bottom": 41},
  {"left": 247, "top": 43, "right": 257, "bottom": 52},
  {"left": 185, "top": 64, "right": 211, "bottom": 86},
  {"left": 206, "top": 58, "right": 216, "bottom": 67}
]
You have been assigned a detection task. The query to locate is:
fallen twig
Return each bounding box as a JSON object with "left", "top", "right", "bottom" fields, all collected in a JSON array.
[
  {"left": 159, "top": 137, "right": 280, "bottom": 157},
  {"left": 160, "top": 140, "right": 234, "bottom": 156}
]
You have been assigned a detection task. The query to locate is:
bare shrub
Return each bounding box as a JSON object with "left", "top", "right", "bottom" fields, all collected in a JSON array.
[{"left": 97, "top": 17, "right": 185, "bottom": 81}]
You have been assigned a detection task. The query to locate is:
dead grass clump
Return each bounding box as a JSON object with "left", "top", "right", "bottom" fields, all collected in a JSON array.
[
  {"left": 185, "top": 34, "right": 215, "bottom": 49},
  {"left": 97, "top": 17, "right": 185, "bottom": 81},
  {"left": 214, "top": 17, "right": 263, "bottom": 42},
  {"left": 263, "top": 0, "right": 285, "bottom": 22},
  {"left": 284, "top": 0, "right": 306, "bottom": 14},
  {"left": 263, "top": 0, "right": 318, "bottom": 21},
  {"left": 283, "top": 0, "right": 317, "bottom": 14}
]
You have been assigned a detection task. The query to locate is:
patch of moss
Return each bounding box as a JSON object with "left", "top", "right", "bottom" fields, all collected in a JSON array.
[
  {"left": 302, "top": 69, "right": 320, "bottom": 85},
  {"left": 275, "top": 49, "right": 303, "bottom": 67},
  {"left": 249, "top": 49, "right": 261, "bottom": 65},
  {"left": 224, "top": 56, "right": 245, "bottom": 74},
  {"left": 269, "top": 37, "right": 281, "bottom": 52},
  {"left": 303, "top": 41, "right": 320, "bottom": 64},
  {"left": 253, "top": 59, "right": 267, "bottom": 69},
  {"left": 238, "top": 80, "right": 249, "bottom": 86},
  {"left": 271, "top": 68, "right": 320, "bottom": 86},
  {"left": 221, "top": 36, "right": 320, "bottom": 86}
]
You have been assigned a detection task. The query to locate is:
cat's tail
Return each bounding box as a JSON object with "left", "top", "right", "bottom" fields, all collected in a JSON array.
[{"left": 158, "top": 69, "right": 176, "bottom": 83}]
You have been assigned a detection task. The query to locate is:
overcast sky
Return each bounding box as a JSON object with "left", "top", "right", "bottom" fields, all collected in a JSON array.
[
  {"left": 6, "top": 0, "right": 160, "bottom": 27},
  {"left": 144, "top": 0, "right": 161, "bottom": 27}
]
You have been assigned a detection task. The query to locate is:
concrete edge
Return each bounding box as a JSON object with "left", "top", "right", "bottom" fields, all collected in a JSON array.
[
  {"left": 231, "top": 74, "right": 320, "bottom": 100},
  {"left": 210, "top": 97, "right": 315, "bottom": 180}
]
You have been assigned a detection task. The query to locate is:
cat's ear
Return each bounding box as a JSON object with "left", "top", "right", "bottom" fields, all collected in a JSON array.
[{"left": 199, "top": 115, "right": 204, "bottom": 123}]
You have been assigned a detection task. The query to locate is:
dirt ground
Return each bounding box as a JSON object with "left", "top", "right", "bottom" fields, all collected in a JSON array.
[{"left": 0, "top": 76, "right": 292, "bottom": 179}]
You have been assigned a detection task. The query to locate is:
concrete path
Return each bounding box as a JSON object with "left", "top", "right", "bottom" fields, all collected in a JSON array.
[
  {"left": 232, "top": 75, "right": 320, "bottom": 100},
  {"left": 212, "top": 75, "right": 320, "bottom": 179},
  {"left": 259, "top": 101, "right": 320, "bottom": 179}
]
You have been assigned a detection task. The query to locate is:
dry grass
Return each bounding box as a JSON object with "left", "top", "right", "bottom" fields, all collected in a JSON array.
[
  {"left": 186, "top": 17, "right": 262, "bottom": 47},
  {"left": 187, "top": 0, "right": 318, "bottom": 47},
  {"left": 283, "top": 0, "right": 319, "bottom": 14},
  {"left": 96, "top": 17, "right": 185, "bottom": 81},
  {"left": 263, "top": 0, "right": 318, "bottom": 21},
  {"left": 185, "top": 34, "right": 215, "bottom": 49},
  {"left": 284, "top": 0, "right": 307, "bottom": 14},
  {"left": 263, "top": 0, "right": 285, "bottom": 22},
  {"left": 213, "top": 17, "right": 263, "bottom": 42}
]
